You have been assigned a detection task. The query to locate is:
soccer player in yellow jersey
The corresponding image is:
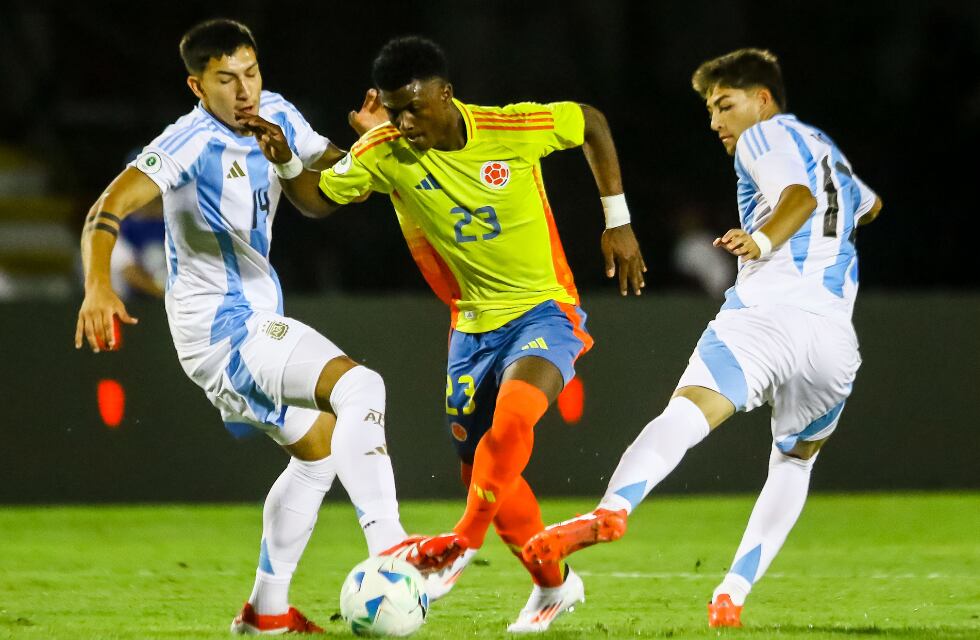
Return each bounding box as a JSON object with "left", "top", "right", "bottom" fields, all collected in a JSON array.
[{"left": 239, "top": 36, "right": 645, "bottom": 631}]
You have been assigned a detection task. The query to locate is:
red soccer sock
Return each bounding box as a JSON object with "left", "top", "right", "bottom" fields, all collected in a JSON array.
[
  {"left": 493, "top": 475, "right": 565, "bottom": 587},
  {"left": 454, "top": 380, "right": 549, "bottom": 549}
]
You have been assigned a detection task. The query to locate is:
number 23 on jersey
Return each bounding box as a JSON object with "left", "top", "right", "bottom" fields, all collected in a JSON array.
[{"left": 451, "top": 206, "right": 500, "bottom": 243}]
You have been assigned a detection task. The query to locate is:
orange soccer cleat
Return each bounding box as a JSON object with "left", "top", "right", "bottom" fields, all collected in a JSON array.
[
  {"left": 707, "top": 594, "right": 743, "bottom": 628},
  {"left": 380, "top": 533, "right": 470, "bottom": 575},
  {"left": 521, "top": 508, "right": 627, "bottom": 565},
  {"left": 230, "top": 602, "right": 324, "bottom": 634}
]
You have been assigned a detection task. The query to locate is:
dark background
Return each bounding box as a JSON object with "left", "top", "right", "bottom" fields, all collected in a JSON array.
[
  {"left": 2, "top": 0, "right": 978, "bottom": 295},
  {"left": 2, "top": 294, "right": 977, "bottom": 502}
]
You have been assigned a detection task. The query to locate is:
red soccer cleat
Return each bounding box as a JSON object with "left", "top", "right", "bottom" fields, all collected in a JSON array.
[
  {"left": 379, "top": 534, "right": 426, "bottom": 559},
  {"left": 230, "top": 602, "right": 324, "bottom": 634},
  {"left": 707, "top": 594, "right": 743, "bottom": 628},
  {"left": 381, "top": 533, "right": 470, "bottom": 575},
  {"left": 521, "top": 508, "right": 627, "bottom": 565}
]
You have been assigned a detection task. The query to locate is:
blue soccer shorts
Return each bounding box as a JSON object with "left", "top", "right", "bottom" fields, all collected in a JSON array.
[{"left": 444, "top": 300, "right": 593, "bottom": 463}]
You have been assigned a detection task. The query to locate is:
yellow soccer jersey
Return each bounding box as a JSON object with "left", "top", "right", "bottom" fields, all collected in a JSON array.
[{"left": 319, "top": 99, "right": 585, "bottom": 333}]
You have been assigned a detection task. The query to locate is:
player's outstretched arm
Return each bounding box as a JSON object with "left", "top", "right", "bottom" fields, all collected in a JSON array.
[
  {"left": 580, "top": 104, "right": 647, "bottom": 296},
  {"left": 75, "top": 168, "right": 157, "bottom": 352},
  {"left": 714, "top": 184, "right": 816, "bottom": 259},
  {"left": 236, "top": 112, "right": 342, "bottom": 219}
]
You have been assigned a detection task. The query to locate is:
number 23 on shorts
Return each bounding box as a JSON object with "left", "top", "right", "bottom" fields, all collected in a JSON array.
[{"left": 446, "top": 374, "right": 477, "bottom": 415}]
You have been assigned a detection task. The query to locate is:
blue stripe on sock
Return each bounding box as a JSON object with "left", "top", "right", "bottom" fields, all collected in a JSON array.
[
  {"left": 612, "top": 480, "right": 647, "bottom": 510},
  {"left": 259, "top": 538, "right": 274, "bottom": 575},
  {"left": 731, "top": 544, "right": 762, "bottom": 584}
]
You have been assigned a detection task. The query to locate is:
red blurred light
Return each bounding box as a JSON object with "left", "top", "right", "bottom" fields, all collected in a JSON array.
[
  {"left": 95, "top": 316, "right": 123, "bottom": 351},
  {"left": 557, "top": 376, "right": 584, "bottom": 424},
  {"left": 98, "top": 379, "right": 125, "bottom": 428}
]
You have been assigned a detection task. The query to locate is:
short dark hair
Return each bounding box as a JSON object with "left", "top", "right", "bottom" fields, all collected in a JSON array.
[
  {"left": 692, "top": 48, "right": 786, "bottom": 110},
  {"left": 372, "top": 36, "right": 449, "bottom": 91},
  {"left": 179, "top": 19, "right": 257, "bottom": 75}
]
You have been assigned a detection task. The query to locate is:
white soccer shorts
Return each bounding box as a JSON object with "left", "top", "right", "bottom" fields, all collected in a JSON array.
[
  {"left": 176, "top": 310, "right": 345, "bottom": 445},
  {"left": 676, "top": 305, "right": 861, "bottom": 452}
]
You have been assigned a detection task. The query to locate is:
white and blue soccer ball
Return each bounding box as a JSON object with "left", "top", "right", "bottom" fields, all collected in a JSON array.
[{"left": 339, "top": 555, "right": 429, "bottom": 637}]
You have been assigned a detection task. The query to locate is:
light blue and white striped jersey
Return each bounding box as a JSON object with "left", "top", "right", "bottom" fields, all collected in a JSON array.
[
  {"left": 129, "top": 91, "right": 329, "bottom": 347},
  {"left": 725, "top": 114, "right": 878, "bottom": 320}
]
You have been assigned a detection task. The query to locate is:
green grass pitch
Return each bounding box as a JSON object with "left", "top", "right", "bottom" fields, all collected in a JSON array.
[{"left": 1, "top": 493, "right": 977, "bottom": 639}]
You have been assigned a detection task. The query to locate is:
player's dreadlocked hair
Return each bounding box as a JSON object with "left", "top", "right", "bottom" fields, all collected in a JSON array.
[
  {"left": 179, "top": 19, "right": 257, "bottom": 75},
  {"left": 372, "top": 36, "right": 449, "bottom": 91},
  {"left": 692, "top": 48, "right": 786, "bottom": 110}
]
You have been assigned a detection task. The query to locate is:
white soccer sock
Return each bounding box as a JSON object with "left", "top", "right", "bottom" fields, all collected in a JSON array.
[
  {"left": 249, "top": 455, "right": 336, "bottom": 615},
  {"left": 713, "top": 446, "right": 818, "bottom": 606},
  {"left": 598, "top": 396, "right": 710, "bottom": 514},
  {"left": 330, "top": 366, "right": 407, "bottom": 555}
]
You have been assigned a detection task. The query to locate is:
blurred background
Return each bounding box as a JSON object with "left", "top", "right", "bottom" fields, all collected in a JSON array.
[{"left": 1, "top": 1, "right": 977, "bottom": 502}]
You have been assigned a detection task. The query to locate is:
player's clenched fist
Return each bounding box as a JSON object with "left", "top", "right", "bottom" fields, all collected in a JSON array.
[
  {"left": 235, "top": 112, "right": 293, "bottom": 164},
  {"left": 713, "top": 228, "right": 761, "bottom": 260}
]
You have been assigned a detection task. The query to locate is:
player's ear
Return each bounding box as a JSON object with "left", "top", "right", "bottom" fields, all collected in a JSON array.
[
  {"left": 187, "top": 75, "right": 205, "bottom": 101},
  {"left": 755, "top": 87, "right": 773, "bottom": 112},
  {"left": 442, "top": 82, "right": 454, "bottom": 103}
]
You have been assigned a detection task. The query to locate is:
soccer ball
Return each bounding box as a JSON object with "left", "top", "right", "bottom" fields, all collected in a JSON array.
[{"left": 339, "top": 555, "right": 429, "bottom": 636}]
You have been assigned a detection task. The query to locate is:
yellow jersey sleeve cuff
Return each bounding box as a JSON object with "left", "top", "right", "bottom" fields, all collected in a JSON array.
[
  {"left": 550, "top": 101, "right": 586, "bottom": 149},
  {"left": 317, "top": 170, "right": 355, "bottom": 205},
  {"left": 317, "top": 149, "right": 383, "bottom": 203}
]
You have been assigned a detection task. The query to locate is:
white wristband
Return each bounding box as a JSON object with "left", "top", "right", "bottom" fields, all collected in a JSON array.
[
  {"left": 601, "top": 193, "right": 631, "bottom": 229},
  {"left": 273, "top": 154, "right": 304, "bottom": 180},
  {"left": 751, "top": 230, "right": 773, "bottom": 258}
]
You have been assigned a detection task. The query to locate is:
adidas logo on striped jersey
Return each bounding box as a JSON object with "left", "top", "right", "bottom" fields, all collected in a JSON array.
[
  {"left": 521, "top": 338, "right": 549, "bottom": 351},
  {"left": 226, "top": 161, "right": 246, "bottom": 179},
  {"left": 414, "top": 173, "right": 442, "bottom": 190}
]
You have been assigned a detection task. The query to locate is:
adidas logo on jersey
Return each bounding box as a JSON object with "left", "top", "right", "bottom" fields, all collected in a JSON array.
[
  {"left": 521, "top": 338, "right": 549, "bottom": 351},
  {"left": 226, "top": 161, "right": 246, "bottom": 179},
  {"left": 414, "top": 174, "right": 442, "bottom": 190}
]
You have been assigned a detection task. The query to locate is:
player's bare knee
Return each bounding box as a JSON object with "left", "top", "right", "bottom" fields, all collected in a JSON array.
[
  {"left": 313, "top": 355, "right": 361, "bottom": 410},
  {"left": 501, "top": 356, "right": 564, "bottom": 403},
  {"left": 672, "top": 386, "right": 735, "bottom": 429},
  {"left": 784, "top": 438, "right": 827, "bottom": 461},
  {"left": 285, "top": 412, "right": 336, "bottom": 461},
  {"left": 323, "top": 365, "right": 386, "bottom": 426}
]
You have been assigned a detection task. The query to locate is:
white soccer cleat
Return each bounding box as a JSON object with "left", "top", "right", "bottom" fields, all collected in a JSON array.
[
  {"left": 425, "top": 548, "right": 477, "bottom": 602},
  {"left": 506, "top": 567, "right": 585, "bottom": 633}
]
